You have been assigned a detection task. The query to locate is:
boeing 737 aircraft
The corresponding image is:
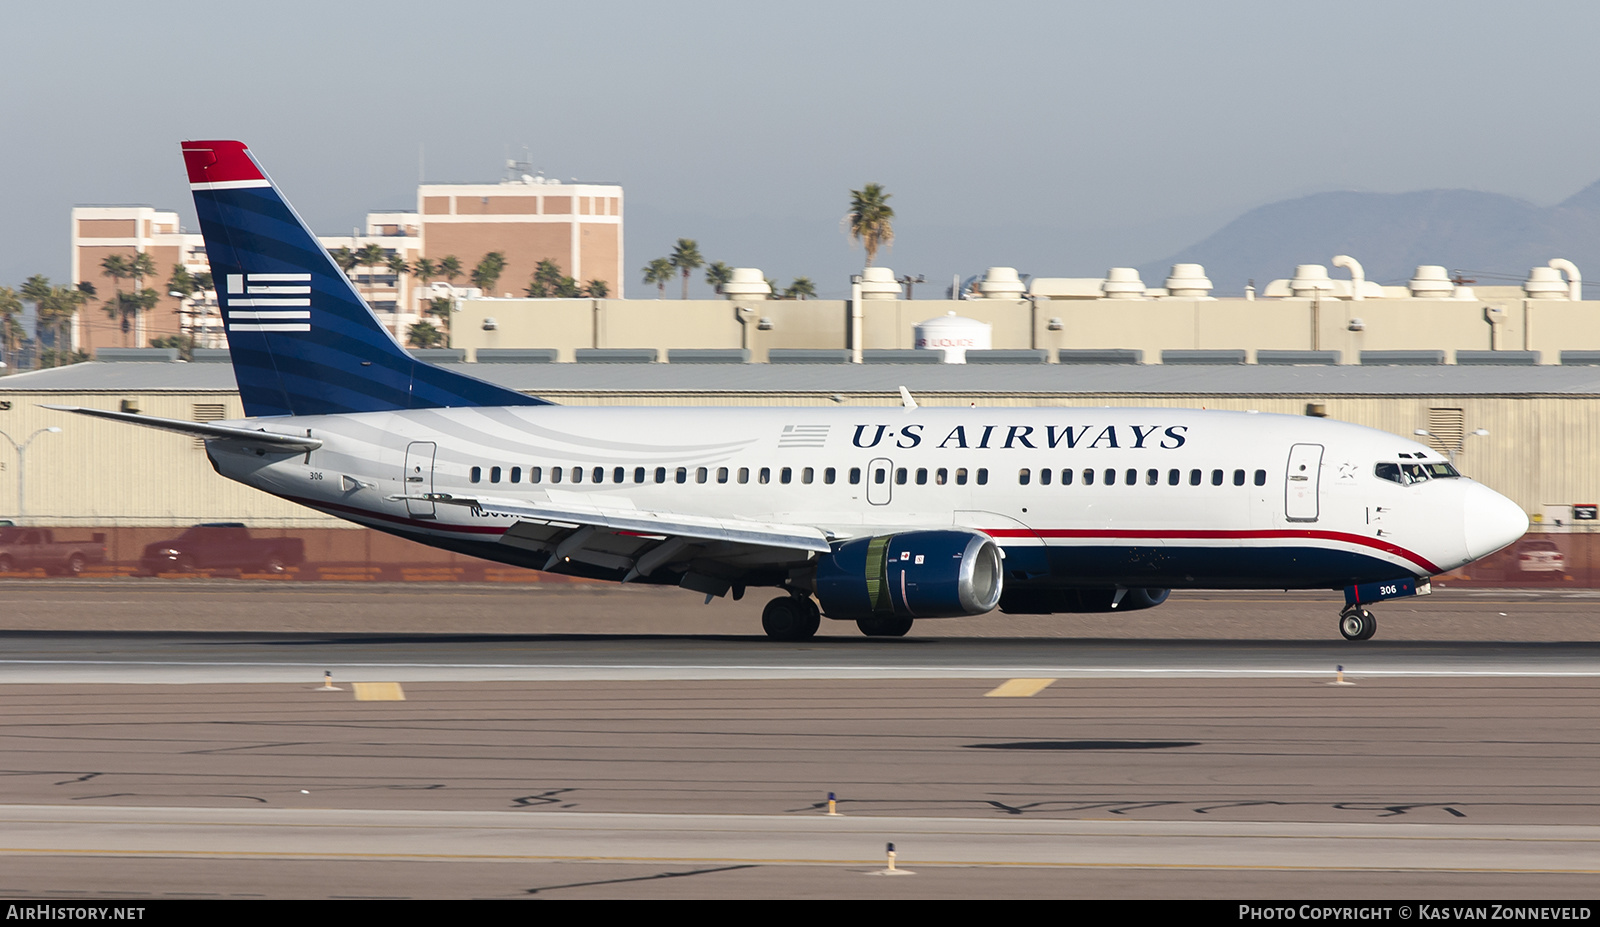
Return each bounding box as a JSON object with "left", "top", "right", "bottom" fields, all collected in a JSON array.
[{"left": 50, "top": 141, "right": 1529, "bottom": 641}]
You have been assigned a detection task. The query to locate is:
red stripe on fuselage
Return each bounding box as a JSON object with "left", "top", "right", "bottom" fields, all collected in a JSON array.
[{"left": 982, "top": 528, "right": 1441, "bottom": 574}]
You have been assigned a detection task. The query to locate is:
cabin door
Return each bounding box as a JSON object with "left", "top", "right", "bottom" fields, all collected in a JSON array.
[
  {"left": 1284, "top": 443, "right": 1324, "bottom": 522},
  {"left": 866, "top": 457, "right": 893, "bottom": 505},
  {"left": 404, "top": 441, "right": 437, "bottom": 519}
]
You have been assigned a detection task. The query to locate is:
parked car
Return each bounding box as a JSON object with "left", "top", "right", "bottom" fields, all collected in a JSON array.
[
  {"left": 1514, "top": 538, "right": 1566, "bottom": 575},
  {"left": 139, "top": 523, "right": 306, "bottom": 575},
  {"left": 0, "top": 528, "right": 107, "bottom": 576}
]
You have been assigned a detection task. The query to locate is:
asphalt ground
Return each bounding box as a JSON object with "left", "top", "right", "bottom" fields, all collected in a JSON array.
[{"left": 0, "top": 581, "right": 1597, "bottom": 899}]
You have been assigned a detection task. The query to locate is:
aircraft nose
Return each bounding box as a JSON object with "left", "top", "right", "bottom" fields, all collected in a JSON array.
[{"left": 1463, "top": 482, "right": 1528, "bottom": 561}]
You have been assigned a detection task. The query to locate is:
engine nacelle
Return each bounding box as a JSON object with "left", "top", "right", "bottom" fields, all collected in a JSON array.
[
  {"left": 999, "top": 587, "right": 1170, "bottom": 614},
  {"left": 814, "top": 530, "right": 1003, "bottom": 620}
]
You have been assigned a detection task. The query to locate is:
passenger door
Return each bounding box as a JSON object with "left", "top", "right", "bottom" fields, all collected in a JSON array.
[
  {"left": 404, "top": 441, "right": 437, "bottom": 519},
  {"left": 1285, "top": 443, "right": 1323, "bottom": 522},
  {"left": 866, "top": 457, "right": 893, "bottom": 506}
]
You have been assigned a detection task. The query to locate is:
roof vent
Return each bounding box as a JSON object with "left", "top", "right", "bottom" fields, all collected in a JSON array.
[
  {"left": 1289, "top": 264, "right": 1337, "bottom": 297},
  {"left": 1408, "top": 265, "right": 1453, "bottom": 299},
  {"left": 914, "top": 312, "right": 991, "bottom": 363},
  {"left": 1523, "top": 265, "right": 1569, "bottom": 300},
  {"left": 1163, "top": 263, "right": 1212, "bottom": 298},
  {"left": 1101, "top": 267, "right": 1146, "bottom": 299},
  {"left": 858, "top": 266, "right": 901, "bottom": 300},
  {"left": 722, "top": 267, "right": 771, "bottom": 301},
  {"left": 976, "top": 267, "right": 1026, "bottom": 299}
]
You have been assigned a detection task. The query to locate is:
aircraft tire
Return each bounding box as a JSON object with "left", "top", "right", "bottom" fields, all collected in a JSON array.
[
  {"left": 856, "top": 616, "right": 914, "bottom": 638},
  {"left": 762, "top": 596, "right": 817, "bottom": 641},
  {"left": 1339, "top": 608, "right": 1376, "bottom": 641}
]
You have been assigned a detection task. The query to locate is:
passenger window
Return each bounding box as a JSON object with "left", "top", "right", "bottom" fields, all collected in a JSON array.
[
  {"left": 1018, "top": 468, "right": 1031, "bottom": 486},
  {"left": 1104, "top": 468, "right": 1116, "bottom": 486},
  {"left": 1147, "top": 468, "right": 1158, "bottom": 486},
  {"left": 824, "top": 467, "right": 836, "bottom": 484},
  {"left": 936, "top": 468, "right": 948, "bottom": 485},
  {"left": 530, "top": 466, "right": 542, "bottom": 484},
  {"left": 759, "top": 467, "right": 771, "bottom": 484},
  {"left": 1040, "top": 468, "right": 1052, "bottom": 486},
  {"left": 850, "top": 467, "right": 861, "bottom": 484},
  {"left": 696, "top": 467, "right": 708, "bottom": 483},
  {"left": 613, "top": 467, "right": 625, "bottom": 483},
  {"left": 1189, "top": 469, "right": 1201, "bottom": 486},
  {"left": 571, "top": 467, "right": 583, "bottom": 484},
  {"left": 1233, "top": 469, "right": 1245, "bottom": 486},
  {"left": 1211, "top": 469, "right": 1223, "bottom": 486},
  {"left": 1083, "top": 468, "right": 1094, "bottom": 486},
  {"left": 1254, "top": 469, "right": 1266, "bottom": 486},
  {"left": 976, "top": 468, "right": 988, "bottom": 485},
  {"left": 676, "top": 467, "right": 688, "bottom": 484},
  {"left": 1168, "top": 468, "right": 1179, "bottom": 486},
  {"left": 895, "top": 467, "right": 907, "bottom": 485},
  {"left": 739, "top": 467, "right": 750, "bottom": 484},
  {"left": 802, "top": 467, "right": 814, "bottom": 484},
  {"left": 916, "top": 468, "right": 928, "bottom": 485},
  {"left": 717, "top": 467, "right": 729, "bottom": 483},
  {"left": 956, "top": 468, "right": 969, "bottom": 485},
  {"left": 874, "top": 468, "right": 886, "bottom": 484},
  {"left": 655, "top": 466, "right": 667, "bottom": 483},
  {"left": 470, "top": 466, "right": 481, "bottom": 484},
  {"left": 781, "top": 467, "right": 792, "bottom": 484},
  {"left": 1375, "top": 463, "right": 1404, "bottom": 484},
  {"left": 633, "top": 467, "right": 645, "bottom": 483},
  {"left": 551, "top": 467, "right": 563, "bottom": 484},
  {"left": 1061, "top": 468, "right": 1073, "bottom": 485},
  {"left": 593, "top": 466, "right": 604, "bottom": 483},
  {"left": 1126, "top": 468, "right": 1137, "bottom": 485},
  {"left": 511, "top": 467, "right": 522, "bottom": 484}
]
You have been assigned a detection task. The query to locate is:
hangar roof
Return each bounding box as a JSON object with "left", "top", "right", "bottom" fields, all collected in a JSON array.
[{"left": 6, "top": 361, "right": 1600, "bottom": 396}]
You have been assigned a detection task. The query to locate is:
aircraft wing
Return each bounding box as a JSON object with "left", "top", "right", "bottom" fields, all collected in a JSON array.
[
  {"left": 42, "top": 405, "right": 323, "bottom": 450},
  {"left": 394, "top": 490, "right": 832, "bottom": 584}
]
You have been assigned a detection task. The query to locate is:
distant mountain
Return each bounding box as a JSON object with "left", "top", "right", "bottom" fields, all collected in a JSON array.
[{"left": 1140, "top": 181, "right": 1600, "bottom": 296}]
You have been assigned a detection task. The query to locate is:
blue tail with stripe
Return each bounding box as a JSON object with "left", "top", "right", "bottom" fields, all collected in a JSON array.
[{"left": 182, "top": 139, "right": 547, "bottom": 417}]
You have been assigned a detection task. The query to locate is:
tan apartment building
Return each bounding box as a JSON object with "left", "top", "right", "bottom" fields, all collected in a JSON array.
[{"left": 68, "top": 175, "right": 622, "bottom": 354}]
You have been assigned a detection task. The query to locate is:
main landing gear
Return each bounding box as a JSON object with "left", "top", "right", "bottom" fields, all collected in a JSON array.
[
  {"left": 761, "top": 594, "right": 821, "bottom": 641},
  {"left": 1339, "top": 606, "right": 1377, "bottom": 641}
]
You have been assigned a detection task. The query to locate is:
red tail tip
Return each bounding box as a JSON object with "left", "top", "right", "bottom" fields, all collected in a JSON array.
[{"left": 181, "top": 140, "right": 264, "bottom": 185}]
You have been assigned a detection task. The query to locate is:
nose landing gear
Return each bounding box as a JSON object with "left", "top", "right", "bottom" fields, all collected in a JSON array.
[
  {"left": 761, "top": 594, "right": 822, "bottom": 641},
  {"left": 1339, "top": 606, "right": 1377, "bottom": 641}
]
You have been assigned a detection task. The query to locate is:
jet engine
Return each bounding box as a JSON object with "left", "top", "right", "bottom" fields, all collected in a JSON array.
[
  {"left": 999, "top": 586, "right": 1170, "bottom": 614},
  {"left": 813, "top": 530, "right": 1003, "bottom": 620}
]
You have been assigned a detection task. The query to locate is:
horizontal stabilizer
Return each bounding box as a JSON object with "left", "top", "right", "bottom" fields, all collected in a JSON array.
[{"left": 42, "top": 405, "right": 323, "bottom": 450}]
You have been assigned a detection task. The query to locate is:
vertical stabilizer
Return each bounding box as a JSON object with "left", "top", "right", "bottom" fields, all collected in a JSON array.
[{"left": 182, "top": 140, "right": 547, "bottom": 417}]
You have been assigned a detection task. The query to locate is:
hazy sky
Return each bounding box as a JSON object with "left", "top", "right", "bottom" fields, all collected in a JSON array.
[{"left": 5, "top": 1, "right": 1600, "bottom": 298}]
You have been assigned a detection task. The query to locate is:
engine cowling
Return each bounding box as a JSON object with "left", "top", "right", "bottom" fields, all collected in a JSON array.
[
  {"left": 999, "top": 587, "right": 1170, "bottom": 614},
  {"left": 814, "top": 530, "right": 1003, "bottom": 620}
]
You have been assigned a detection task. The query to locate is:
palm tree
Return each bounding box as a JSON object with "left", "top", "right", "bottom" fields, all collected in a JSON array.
[
  {"left": 785, "top": 277, "right": 817, "bottom": 300},
  {"left": 0, "top": 286, "right": 22, "bottom": 367},
  {"left": 847, "top": 183, "right": 895, "bottom": 266},
  {"left": 406, "top": 319, "right": 445, "bottom": 348},
  {"left": 526, "top": 259, "right": 566, "bottom": 298},
  {"left": 36, "top": 284, "right": 89, "bottom": 365},
  {"left": 643, "top": 258, "right": 673, "bottom": 298},
  {"left": 670, "top": 239, "right": 704, "bottom": 299},
  {"left": 437, "top": 255, "right": 463, "bottom": 291},
  {"left": 355, "top": 243, "right": 387, "bottom": 305},
  {"left": 583, "top": 279, "right": 609, "bottom": 298},
  {"left": 330, "top": 246, "right": 359, "bottom": 281},
  {"left": 704, "top": 261, "right": 732, "bottom": 296},
  {"left": 471, "top": 252, "right": 507, "bottom": 295}
]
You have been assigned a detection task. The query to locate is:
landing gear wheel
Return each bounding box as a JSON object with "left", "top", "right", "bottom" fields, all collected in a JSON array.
[
  {"left": 762, "top": 595, "right": 819, "bottom": 641},
  {"left": 1339, "top": 608, "right": 1377, "bottom": 641},
  {"left": 856, "top": 615, "right": 914, "bottom": 638}
]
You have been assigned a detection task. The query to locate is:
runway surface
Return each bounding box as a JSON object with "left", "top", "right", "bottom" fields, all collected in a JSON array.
[{"left": 1, "top": 581, "right": 1598, "bottom": 898}]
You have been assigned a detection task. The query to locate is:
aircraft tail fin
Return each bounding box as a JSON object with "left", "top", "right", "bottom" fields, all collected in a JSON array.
[{"left": 181, "top": 140, "right": 548, "bottom": 417}]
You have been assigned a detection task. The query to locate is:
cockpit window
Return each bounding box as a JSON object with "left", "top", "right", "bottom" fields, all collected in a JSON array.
[
  {"left": 1423, "top": 462, "right": 1459, "bottom": 478},
  {"left": 1376, "top": 461, "right": 1460, "bottom": 485},
  {"left": 1375, "top": 463, "right": 1404, "bottom": 484},
  {"left": 1401, "top": 463, "right": 1430, "bottom": 483}
]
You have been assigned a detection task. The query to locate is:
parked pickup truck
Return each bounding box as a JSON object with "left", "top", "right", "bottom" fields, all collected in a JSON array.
[
  {"left": 139, "top": 523, "right": 306, "bottom": 575},
  {"left": 0, "top": 528, "right": 107, "bottom": 576}
]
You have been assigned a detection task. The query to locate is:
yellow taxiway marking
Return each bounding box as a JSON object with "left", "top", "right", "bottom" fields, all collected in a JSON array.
[
  {"left": 984, "top": 678, "right": 1056, "bottom": 698},
  {"left": 352, "top": 682, "right": 405, "bottom": 701}
]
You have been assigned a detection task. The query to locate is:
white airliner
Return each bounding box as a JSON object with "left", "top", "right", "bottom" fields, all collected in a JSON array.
[{"left": 50, "top": 141, "right": 1528, "bottom": 641}]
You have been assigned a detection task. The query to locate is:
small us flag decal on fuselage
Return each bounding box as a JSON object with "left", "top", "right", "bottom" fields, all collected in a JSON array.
[
  {"left": 778, "top": 424, "right": 830, "bottom": 447},
  {"left": 225, "top": 273, "right": 311, "bottom": 332}
]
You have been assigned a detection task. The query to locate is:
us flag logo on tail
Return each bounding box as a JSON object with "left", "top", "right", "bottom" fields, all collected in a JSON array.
[{"left": 225, "top": 273, "right": 311, "bottom": 332}]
